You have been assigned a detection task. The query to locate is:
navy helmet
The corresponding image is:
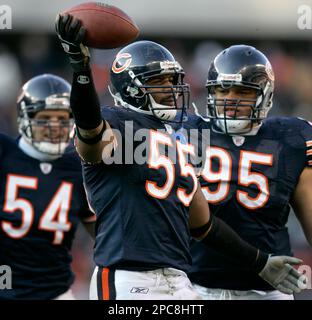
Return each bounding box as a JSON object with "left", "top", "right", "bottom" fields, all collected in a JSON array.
[
  {"left": 206, "top": 45, "right": 275, "bottom": 135},
  {"left": 17, "top": 74, "right": 73, "bottom": 155},
  {"left": 110, "top": 40, "right": 190, "bottom": 122}
]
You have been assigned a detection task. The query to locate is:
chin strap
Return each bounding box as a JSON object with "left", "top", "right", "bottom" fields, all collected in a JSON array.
[{"left": 149, "top": 95, "right": 177, "bottom": 121}]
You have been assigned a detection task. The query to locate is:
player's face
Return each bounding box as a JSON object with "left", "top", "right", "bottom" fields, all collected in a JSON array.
[
  {"left": 214, "top": 86, "right": 257, "bottom": 118},
  {"left": 32, "top": 110, "right": 71, "bottom": 143},
  {"left": 146, "top": 74, "right": 177, "bottom": 106}
]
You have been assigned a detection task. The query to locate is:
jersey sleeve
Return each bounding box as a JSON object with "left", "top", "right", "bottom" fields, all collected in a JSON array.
[
  {"left": 297, "top": 118, "right": 312, "bottom": 167},
  {"left": 101, "top": 106, "right": 122, "bottom": 131},
  {"left": 78, "top": 184, "right": 96, "bottom": 222}
]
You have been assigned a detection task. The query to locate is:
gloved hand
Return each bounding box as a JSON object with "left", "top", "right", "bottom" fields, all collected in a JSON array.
[
  {"left": 259, "top": 256, "right": 308, "bottom": 294},
  {"left": 55, "top": 14, "right": 90, "bottom": 72}
]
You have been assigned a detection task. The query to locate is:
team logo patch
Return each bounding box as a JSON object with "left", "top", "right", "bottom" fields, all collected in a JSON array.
[
  {"left": 130, "top": 287, "right": 149, "bottom": 294},
  {"left": 112, "top": 53, "right": 132, "bottom": 74},
  {"left": 40, "top": 162, "right": 52, "bottom": 175}
]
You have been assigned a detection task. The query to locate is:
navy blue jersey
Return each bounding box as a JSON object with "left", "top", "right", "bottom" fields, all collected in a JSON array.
[
  {"left": 0, "top": 134, "right": 94, "bottom": 299},
  {"left": 184, "top": 115, "right": 312, "bottom": 290},
  {"left": 83, "top": 107, "right": 197, "bottom": 272}
]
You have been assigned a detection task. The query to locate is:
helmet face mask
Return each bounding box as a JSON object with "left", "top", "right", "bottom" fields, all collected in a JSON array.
[
  {"left": 206, "top": 45, "right": 274, "bottom": 135},
  {"left": 17, "top": 74, "right": 74, "bottom": 155},
  {"left": 19, "top": 109, "right": 73, "bottom": 156},
  {"left": 110, "top": 41, "right": 190, "bottom": 123}
]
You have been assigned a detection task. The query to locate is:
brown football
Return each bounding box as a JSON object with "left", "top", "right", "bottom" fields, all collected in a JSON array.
[{"left": 62, "top": 2, "right": 140, "bottom": 49}]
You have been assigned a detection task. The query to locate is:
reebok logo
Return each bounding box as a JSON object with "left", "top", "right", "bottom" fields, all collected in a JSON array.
[
  {"left": 130, "top": 287, "right": 149, "bottom": 294},
  {"left": 77, "top": 75, "right": 90, "bottom": 84}
]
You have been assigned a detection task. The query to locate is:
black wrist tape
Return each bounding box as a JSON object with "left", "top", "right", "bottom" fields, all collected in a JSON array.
[
  {"left": 201, "top": 215, "right": 269, "bottom": 272},
  {"left": 190, "top": 218, "right": 213, "bottom": 238},
  {"left": 70, "top": 70, "right": 103, "bottom": 130},
  {"left": 75, "top": 121, "right": 106, "bottom": 145}
]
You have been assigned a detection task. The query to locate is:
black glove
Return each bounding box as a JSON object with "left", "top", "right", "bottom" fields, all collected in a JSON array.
[{"left": 55, "top": 14, "right": 90, "bottom": 72}]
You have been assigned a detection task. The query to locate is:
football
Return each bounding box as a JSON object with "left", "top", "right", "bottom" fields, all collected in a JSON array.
[{"left": 62, "top": 2, "right": 140, "bottom": 49}]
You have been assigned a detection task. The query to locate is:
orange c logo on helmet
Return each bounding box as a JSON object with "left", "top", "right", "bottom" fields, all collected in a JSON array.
[{"left": 112, "top": 53, "right": 132, "bottom": 74}]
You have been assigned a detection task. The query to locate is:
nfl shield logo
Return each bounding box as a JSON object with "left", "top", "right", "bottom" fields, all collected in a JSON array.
[
  {"left": 40, "top": 163, "right": 52, "bottom": 174},
  {"left": 232, "top": 136, "right": 245, "bottom": 147}
]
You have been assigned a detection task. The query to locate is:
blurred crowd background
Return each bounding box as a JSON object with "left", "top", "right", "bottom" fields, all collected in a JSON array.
[{"left": 0, "top": 0, "right": 311, "bottom": 299}]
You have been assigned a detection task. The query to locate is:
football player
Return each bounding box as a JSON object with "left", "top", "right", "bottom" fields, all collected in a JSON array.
[
  {"left": 0, "top": 74, "right": 95, "bottom": 300},
  {"left": 187, "top": 45, "right": 312, "bottom": 300},
  {"left": 56, "top": 14, "right": 306, "bottom": 300}
]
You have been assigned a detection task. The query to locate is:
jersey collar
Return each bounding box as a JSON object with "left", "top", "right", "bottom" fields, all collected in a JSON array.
[{"left": 18, "top": 137, "right": 61, "bottom": 162}]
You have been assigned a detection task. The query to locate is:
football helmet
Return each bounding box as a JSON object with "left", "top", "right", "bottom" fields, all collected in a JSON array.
[
  {"left": 110, "top": 40, "right": 190, "bottom": 122},
  {"left": 206, "top": 45, "right": 275, "bottom": 135},
  {"left": 17, "top": 74, "right": 73, "bottom": 155}
]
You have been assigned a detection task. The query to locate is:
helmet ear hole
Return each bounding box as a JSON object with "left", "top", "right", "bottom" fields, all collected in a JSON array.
[{"left": 125, "top": 85, "right": 140, "bottom": 98}]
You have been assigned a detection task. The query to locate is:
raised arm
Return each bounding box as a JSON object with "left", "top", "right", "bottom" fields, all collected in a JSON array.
[{"left": 55, "top": 14, "right": 115, "bottom": 163}]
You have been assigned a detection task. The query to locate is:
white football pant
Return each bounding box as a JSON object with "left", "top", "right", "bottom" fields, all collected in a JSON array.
[
  {"left": 89, "top": 266, "right": 203, "bottom": 300},
  {"left": 193, "top": 284, "right": 294, "bottom": 300}
]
